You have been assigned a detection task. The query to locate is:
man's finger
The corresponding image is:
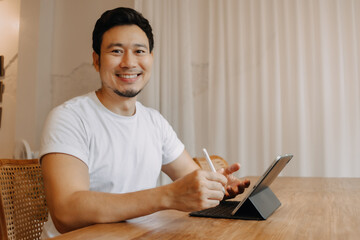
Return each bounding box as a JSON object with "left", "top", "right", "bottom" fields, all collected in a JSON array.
[
  {"left": 204, "top": 171, "right": 227, "bottom": 185},
  {"left": 223, "top": 163, "right": 241, "bottom": 175},
  {"left": 243, "top": 179, "right": 251, "bottom": 187}
]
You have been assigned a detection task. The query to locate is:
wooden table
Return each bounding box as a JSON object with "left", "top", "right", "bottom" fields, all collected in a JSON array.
[{"left": 51, "top": 177, "right": 360, "bottom": 240}]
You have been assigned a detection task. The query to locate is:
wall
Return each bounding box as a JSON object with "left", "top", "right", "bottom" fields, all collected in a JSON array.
[
  {"left": 51, "top": 0, "right": 134, "bottom": 107},
  {"left": 13, "top": 0, "right": 134, "bottom": 155},
  {"left": 0, "top": 0, "right": 21, "bottom": 158}
]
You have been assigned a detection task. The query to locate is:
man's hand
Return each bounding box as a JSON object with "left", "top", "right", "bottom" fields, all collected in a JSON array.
[
  {"left": 219, "top": 163, "right": 251, "bottom": 200},
  {"left": 165, "top": 169, "right": 227, "bottom": 212},
  {"left": 161, "top": 150, "right": 250, "bottom": 211}
]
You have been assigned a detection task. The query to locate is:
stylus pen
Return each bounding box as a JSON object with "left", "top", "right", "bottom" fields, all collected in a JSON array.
[{"left": 202, "top": 148, "right": 225, "bottom": 194}]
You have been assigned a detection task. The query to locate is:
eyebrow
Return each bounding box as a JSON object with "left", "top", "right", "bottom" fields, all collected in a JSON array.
[{"left": 106, "top": 43, "right": 149, "bottom": 50}]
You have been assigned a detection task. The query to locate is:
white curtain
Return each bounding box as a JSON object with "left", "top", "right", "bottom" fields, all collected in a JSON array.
[
  {"left": 135, "top": 0, "right": 196, "bottom": 155},
  {"left": 136, "top": 0, "right": 360, "bottom": 178}
]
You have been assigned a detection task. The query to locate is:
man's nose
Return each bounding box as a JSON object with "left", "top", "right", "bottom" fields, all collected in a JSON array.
[{"left": 120, "top": 52, "right": 136, "bottom": 68}]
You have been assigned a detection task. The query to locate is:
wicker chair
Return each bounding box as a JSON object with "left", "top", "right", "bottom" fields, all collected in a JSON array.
[
  {"left": 0, "top": 159, "right": 48, "bottom": 240},
  {"left": 193, "top": 155, "right": 229, "bottom": 171}
]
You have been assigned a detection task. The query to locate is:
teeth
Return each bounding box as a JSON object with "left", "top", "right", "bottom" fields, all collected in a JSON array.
[{"left": 117, "top": 74, "right": 138, "bottom": 79}]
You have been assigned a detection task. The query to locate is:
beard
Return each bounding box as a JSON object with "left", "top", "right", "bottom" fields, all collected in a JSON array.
[{"left": 113, "top": 89, "right": 142, "bottom": 98}]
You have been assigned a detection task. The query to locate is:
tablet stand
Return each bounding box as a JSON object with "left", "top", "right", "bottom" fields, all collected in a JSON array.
[
  {"left": 235, "top": 187, "right": 281, "bottom": 220},
  {"left": 188, "top": 186, "right": 281, "bottom": 220}
]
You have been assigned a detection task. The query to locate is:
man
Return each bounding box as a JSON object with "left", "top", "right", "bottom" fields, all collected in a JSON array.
[{"left": 40, "top": 7, "right": 250, "bottom": 238}]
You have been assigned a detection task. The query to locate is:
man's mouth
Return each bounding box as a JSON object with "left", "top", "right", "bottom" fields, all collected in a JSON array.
[{"left": 116, "top": 74, "right": 140, "bottom": 78}]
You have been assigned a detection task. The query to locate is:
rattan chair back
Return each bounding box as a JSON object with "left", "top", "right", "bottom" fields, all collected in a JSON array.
[
  {"left": 193, "top": 155, "right": 229, "bottom": 171},
  {"left": 0, "top": 159, "right": 48, "bottom": 240}
]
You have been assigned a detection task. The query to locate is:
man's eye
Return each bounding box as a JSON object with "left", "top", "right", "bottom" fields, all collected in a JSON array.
[
  {"left": 112, "top": 49, "right": 122, "bottom": 54},
  {"left": 136, "top": 49, "right": 146, "bottom": 54}
]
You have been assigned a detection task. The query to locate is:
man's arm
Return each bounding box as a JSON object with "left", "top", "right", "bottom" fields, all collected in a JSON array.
[
  {"left": 161, "top": 149, "right": 200, "bottom": 180},
  {"left": 42, "top": 153, "right": 174, "bottom": 233},
  {"left": 41, "top": 151, "right": 227, "bottom": 233}
]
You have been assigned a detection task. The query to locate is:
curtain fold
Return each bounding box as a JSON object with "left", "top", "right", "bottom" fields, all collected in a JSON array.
[{"left": 136, "top": 0, "right": 360, "bottom": 178}]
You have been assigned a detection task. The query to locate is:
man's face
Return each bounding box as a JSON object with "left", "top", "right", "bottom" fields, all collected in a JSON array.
[{"left": 93, "top": 25, "right": 153, "bottom": 98}]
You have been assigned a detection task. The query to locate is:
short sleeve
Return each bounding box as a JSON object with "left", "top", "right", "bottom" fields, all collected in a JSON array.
[
  {"left": 39, "top": 106, "right": 89, "bottom": 166},
  {"left": 158, "top": 115, "right": 185, "bottom": 165}
]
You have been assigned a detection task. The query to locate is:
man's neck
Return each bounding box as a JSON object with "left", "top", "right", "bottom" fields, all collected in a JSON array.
[{"left": 95, "top": 89, "right": 137, "bottom": 116}]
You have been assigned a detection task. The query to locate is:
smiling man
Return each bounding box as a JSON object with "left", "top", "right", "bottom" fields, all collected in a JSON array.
[{"left": 40, "top": 7, "right": 250, "bottom": 239}]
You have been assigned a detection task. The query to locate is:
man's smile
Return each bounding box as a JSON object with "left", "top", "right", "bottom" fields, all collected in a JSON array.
[
  {"left": 116, "top": 73, "right": 140, "bottom": 78},
  {"left": 115, "top": 73, "right": 142, "bottom": 83}
]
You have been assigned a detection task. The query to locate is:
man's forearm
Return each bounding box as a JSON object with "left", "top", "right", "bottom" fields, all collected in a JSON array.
[{"left": 51, "top": 185, "right": 172, "bottom": 233}]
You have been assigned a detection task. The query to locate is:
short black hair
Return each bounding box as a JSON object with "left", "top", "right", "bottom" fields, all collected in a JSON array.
[{"left": 92, "top": 7, "right": 154, "bottom": 55}]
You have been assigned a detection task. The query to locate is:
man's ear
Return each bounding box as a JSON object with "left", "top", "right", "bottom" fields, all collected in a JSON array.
[{"left": 92, "top": 52, "right": 100, "bottom": 72}]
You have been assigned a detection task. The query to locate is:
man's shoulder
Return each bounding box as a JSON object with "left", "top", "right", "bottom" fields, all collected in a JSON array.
[
  {"left": 47, "top": 92, "right": 98, "bottom": 124},
  {"left": 53, "top": 92, "right": 97, "bottom": 113},
  {"left": 61, "top": 92, "right": 96, "bottom": 108}
]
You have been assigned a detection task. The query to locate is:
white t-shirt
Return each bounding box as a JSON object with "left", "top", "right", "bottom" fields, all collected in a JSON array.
[{"left": 40, "top": 91, "right": 184, "bottom": 238}]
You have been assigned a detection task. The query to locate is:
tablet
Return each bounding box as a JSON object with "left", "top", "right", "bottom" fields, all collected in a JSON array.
[{"left": 231, "top": 154, "right": 293, "bottom": 215}]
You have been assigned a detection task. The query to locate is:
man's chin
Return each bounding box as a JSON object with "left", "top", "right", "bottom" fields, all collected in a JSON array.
[{"left": 113, "top": 89, "right": 142, "bottom": 98}]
